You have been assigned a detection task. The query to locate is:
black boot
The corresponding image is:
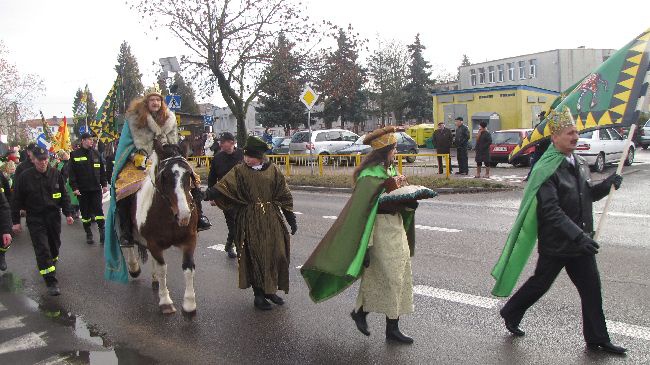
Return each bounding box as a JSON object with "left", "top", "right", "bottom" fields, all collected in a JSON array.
[
  {"left": 192, "top": 188, "right": 211, "bottom": 232},
  {"left": 264, "top": 293, "right": 285, "bottom": 305},
  {"left": 253, "top": 287, "right": 272, "bottom": 310},
  {"left": 386, "top": 317, "right": 413, "bottom": 344},
  {"left": 83, "top": 223, "right": 94, "bottom": 244},
  {"left": 0, "top": 251, "right": 7, "bottom": 271},
  {"left": 350, "top": 307, "right": 370, "bottom": 336},
  {"left": 224, "top": 241, "right": 236, "bottom": 259},
  {"left": 98, "top": 226, "right": 105, "bottom": 245},
  {"left": 117, "top": 198, "right": 134, "bottom": 247}
]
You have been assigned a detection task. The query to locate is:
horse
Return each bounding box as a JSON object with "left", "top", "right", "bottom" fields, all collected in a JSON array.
[{"left": 122, "top": 139, "right": 199, "bottom": 314}]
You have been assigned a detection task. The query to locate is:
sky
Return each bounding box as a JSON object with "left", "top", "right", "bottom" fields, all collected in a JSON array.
[{"left": 1, "top": 0, "right": 648, "bottom": 118}]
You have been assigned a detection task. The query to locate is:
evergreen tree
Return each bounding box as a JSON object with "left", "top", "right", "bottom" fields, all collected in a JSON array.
[
  {"left": 318, "top": 28, "right": 366, "bottom": 129},
  {"left": 171, "top": 73, "right": 200, "bottom": 114},
  {"left": 114, "top": 41, "right": 144, "bottom": 114},
  {"left": 404, "top": 34, "right": 433, "bottom": 123},
  {"left": 256, "top": 33, "right": 307, "bottom": 132},
  {"left": 457, "top": 54, "right": 471, "bottom": 80}
]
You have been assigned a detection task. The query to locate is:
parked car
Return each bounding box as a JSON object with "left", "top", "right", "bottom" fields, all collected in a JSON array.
[
  {"left": 489, "top": 129, "right": 534, "bottom": 167},
  {"left": 576, "top": 128, "right": 635, "bottom": 172},
  {"left": 289, "top": 129, "right": 359, "bottom": 162},
  {"left": 337, "top": 132, "right": 419, "bottom": 164},
  {"left": 639, "top": 119, "right": 650, "bottom": 150},
  {"left": 271, "top": 137, "right": 291, "bottom": 155}
]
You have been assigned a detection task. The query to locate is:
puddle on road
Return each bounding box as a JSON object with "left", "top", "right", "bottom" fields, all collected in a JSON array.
[{"left": 0, "top": 272, "right": 157, "bottom": 364}]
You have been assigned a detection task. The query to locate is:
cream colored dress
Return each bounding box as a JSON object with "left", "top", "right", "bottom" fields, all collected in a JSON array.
[{"left": 355, "top": 212, "right": 414, "bottom": 319}]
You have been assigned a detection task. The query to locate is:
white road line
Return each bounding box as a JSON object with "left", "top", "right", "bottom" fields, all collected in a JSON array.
[
  {"left": 414, "top": 285, "right": 500, "bottom": 309},
  {"left": 0, "top": 331, "right": 47, "bottom": 355},
  {"left": 415, "top": 224, "right": 462, "bottom": 233},
  {"left": 207, "top": 244, "right": 225, "bottom": 251},
  {"left": 294, "top": 212, "right": 303, "bottom": 215},
  {"left": 606, "top": 320, "right": 650, "bottom": 341},
  {"left": 295, "top": 265, "right": 302, "bottom": 269},
  {"left": 323, "top": 216, "right": 338, "bottom": 219},
  {"left": 596, "top": 211, "right": 650, "bottom": 219},
  {"left": 0, "top": 315, "right": 25, "bottom": 330}
]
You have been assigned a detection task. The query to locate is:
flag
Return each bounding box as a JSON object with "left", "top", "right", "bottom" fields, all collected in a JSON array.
[
  {"left": 51, "top": 116, "right": 71, "bottom": 152},
  {"left": 511, "top": 28, "right": 650, "bottom": 161},
  {"left": 90, "top": 75, "right": 121, "bottom": 143}
]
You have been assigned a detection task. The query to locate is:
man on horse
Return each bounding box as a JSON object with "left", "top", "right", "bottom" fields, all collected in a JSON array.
[{"left": 104, "top": 86, "right": 209, "bottom": 282}]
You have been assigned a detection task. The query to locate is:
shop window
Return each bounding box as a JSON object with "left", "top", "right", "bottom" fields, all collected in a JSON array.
[
  {"left": 488, "top": 66, "right": 495, "bottom": 83},
  {"left": 478, "top": 68, "right": 485, "bottom": 84},
  {"left": 470, "top": 69, "right": 477, "bottom": 86},
  {"left": 507, "top": 62, "right": 515, "bottom": 81},
  {"left": 529, "top": 59, "right": 537, "bottom": 78},
  {"left": 497, "top": 64, "right": 504, "bottom": 82},
  {"left": 518, "top": 61, "right": 526, "bottom": 79}
]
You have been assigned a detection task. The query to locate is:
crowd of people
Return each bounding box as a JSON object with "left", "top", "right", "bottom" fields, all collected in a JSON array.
[{"left": 0, "top": 92, "right": 629, "bottom": 355}]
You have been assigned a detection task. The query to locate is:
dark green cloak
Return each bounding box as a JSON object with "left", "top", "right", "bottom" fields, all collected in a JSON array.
[{"left": 300, "top": 164, "right": 415, "bottom": 303}]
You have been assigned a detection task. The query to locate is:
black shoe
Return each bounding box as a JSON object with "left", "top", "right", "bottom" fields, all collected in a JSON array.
[
  {"left": 0, "top": 252, "right": 6, "bottom": 271},
  {"left": 265, "top": 294, "right": 285, "bottom": 305},
  {"left": 254, "top": 295, "right": 273, "bottom": 310},
  {"left": 47, "top": 284, "right": 61, "bottom": 296},
  {"left": 386, "top": 318, "right": 413, "bottom": 344},
  {"left": 197, "top": 215, "right": 211, "bottom": 232},
  {"left": 587, "top": 342, "right": 627, "bottom": 355},
  {"left": 503, "top": 319, "right": 525, "bottom": 336},
  {"left": 99, "top": 228, "right": 105, "bottom": 244},
  {"left": 224, "top": 243, "right": 237, "bottom": 258},
  {"left": 350, "top": 309, "right": 370, "bottom": 336},
  {"left": 86, "top": 233, "right": 94, "bottom": 245}
]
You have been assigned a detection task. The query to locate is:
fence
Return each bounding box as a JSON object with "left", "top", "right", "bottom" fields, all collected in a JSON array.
[{"left": 189, "top": 153, "right": 451, "bottom": 178}]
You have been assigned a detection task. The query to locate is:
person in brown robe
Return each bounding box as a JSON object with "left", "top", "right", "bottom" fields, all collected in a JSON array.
[{"left": 203, "top": 136, "right": 297, "bottom": 310}]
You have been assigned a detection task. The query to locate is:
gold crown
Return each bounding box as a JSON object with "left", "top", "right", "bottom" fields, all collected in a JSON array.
[
  {"left": 547, "top": 108, "right": 575, "bottom": 134},
  {"left": 144, "top": 84, "right": 162, "bottom": 97}
]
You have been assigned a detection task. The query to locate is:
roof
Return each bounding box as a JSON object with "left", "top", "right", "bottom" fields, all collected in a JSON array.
[{"left": 433, "top": 85, "right": 559, "bottom": 96}]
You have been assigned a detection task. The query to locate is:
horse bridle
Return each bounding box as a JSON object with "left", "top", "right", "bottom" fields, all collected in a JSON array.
[{"left": 153, "top": 155, "right": 197, "bottom": 212}]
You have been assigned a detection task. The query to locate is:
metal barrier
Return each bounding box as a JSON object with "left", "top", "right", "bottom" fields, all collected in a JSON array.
[{"left": 187, "top": 153, "right": 451, "bottom": 178}]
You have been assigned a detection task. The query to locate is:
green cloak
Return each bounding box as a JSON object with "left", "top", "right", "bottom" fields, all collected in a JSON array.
[
  {"left": 490, "top": 143, "right": 565, "bottom": 297},
  {"left": 300, "top": 164, "right": 415, "bottom": 303}
]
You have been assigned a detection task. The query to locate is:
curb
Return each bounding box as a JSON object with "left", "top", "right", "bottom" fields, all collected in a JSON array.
[{"left": 288, "top": 184, "right": 516, "bottom": 195}]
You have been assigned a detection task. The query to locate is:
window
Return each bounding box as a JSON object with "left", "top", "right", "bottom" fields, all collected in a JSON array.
[
  {"left": 326, "top": 131, "right": 342, "bottom": 141},
  {"left": 478, "top": 68, "right": 486, "bottom": 84},
  {"left": 342, "top": 131, "right": 358, "bottom": 142},
  {"left": 290, "top": 132, "right": 309, "bottom": 143},
  {"left": 507, "top": 63, "right": 515, "bottom": 81},
  {"left": 315, "top": 132, "right": 328, "bottom": 142},
  {"left": 599, "top": 130, "right": 611, "bottom": 141},
  {"left": 580, "top": 130, "right": 593, "bottom": 139},
  {"left": 529, "top": 59, "right": 537, "bottom": 78},
  {"left": 470, "top": 69, "right": 477, "bottom": 86},
  {"left": 607, "top": 129, "right": 624, "bottom": 141},
  {"left": 488, "top": 66, "right": 495, "bottom": 83},
  {"left": 497, "top": 64, "right": 504, "bottom": 82},
  {"left": 518, "top": 61, "right": 526, "bottom": 79}
]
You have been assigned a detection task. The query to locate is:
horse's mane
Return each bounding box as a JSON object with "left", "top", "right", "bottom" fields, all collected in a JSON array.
[{"left": 160, "top": 143, "right": 185, "bottom": 159}]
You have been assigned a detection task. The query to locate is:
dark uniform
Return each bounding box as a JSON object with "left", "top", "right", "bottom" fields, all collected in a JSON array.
[
  {"left": 0, "top": 184, "right": 12, "bottom": 271},
  {"left": 12, "top": 148, "right": 73, "bottom": 293},
  {"left": 208, "top": 144, "right": 243, "bottom": 257},
  {"left": 500, "top": 154, "right": 626, "bottom": 354},
  {"left": 454, "top": 119, "right": 470, "bottom": 175},
  {"left": 68, "top": 145, "right": 107, "bottom": 244}
]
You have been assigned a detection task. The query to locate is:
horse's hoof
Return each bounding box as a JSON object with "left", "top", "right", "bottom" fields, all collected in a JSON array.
[
  {"left": 182, "top": 304, "right": 197, "bottom": 314},
  {"left": 160, "top": 304, "right": 176, "bottom": 314},
  {"left": 129, "top": 269, "right": 141, "bottom": 278},
  {"left": 152, "top": 281, "right": 159, "bottom": 290}
]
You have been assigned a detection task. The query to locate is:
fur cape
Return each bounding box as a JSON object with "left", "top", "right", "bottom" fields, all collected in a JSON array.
[{"left": 126, "top": 111, "right": 178, "bottom": 155}]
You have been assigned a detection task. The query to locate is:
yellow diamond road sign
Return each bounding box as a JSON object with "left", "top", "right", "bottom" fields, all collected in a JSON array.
[{"left": 300, "top": 86, "right": 318, "bottom": 110}]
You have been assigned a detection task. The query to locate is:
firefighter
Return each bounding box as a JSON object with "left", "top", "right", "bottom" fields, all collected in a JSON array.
[
  {"left": 68, "top": 133, "right": 108, "bottom": 244},
  {"left": 0, "top": 181, "right": 12, "bottom": 271},
  {"left": 12, "top": 146, "right": 74, "bottom": 296}
]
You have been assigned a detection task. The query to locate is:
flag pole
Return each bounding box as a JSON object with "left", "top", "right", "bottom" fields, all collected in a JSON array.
[{"left": 594, "top": 123, "right": 637, "bottom": 241}]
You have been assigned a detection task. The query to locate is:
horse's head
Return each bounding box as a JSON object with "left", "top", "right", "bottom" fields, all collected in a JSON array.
[{"left": 152, "top": 139, "right": 194, "bottom": 227}]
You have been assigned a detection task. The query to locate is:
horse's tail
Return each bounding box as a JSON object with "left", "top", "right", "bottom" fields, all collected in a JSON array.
[{"left": 138, "top": 245, "right": 148, "bottom": 263}]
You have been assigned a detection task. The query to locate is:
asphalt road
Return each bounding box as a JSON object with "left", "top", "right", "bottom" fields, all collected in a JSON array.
[{"left": 1, "top": 150, "right": 649, "bottom": 364}]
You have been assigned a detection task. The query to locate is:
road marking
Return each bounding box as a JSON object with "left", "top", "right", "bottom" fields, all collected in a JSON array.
[
  {"left": 606, "top": 320, "right": 650, "bottom": 341},
  {"left": 414, "top": 285, "right": 500, "bottom": 309},
  {"left": 207, "top": 244, "right": 225, "bottom": 251},
  {"left": 415, "top": 224, "right": 462, "bottom": 233},
  {"left": 0, "top": 331, "right": 47, "bottom": 355},
  {"left": 0, "top": 315, "right": 25, "bottom": 330},
  {"left": 323, "top": 216, "right": 338, "bottom": 219},
  {"left": 295, "top": 265, "right": 302, "bottom": 269},
  {"left": 294, "top": 212, "right": 303, "bottom": 215},
  {"left": 596, "top": 211, "right": 650, "bottom": 219}
]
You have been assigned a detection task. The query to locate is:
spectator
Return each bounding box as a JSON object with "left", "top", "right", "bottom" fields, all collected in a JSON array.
[
  {"left": 474, "top": 121, "right": 492, "bottom": 178},
  {"left": 432, "top": 122, "right": 453, "bottom": 174},
  {"left": 454, "top": 117, "right": 470, "bottom": 175}
]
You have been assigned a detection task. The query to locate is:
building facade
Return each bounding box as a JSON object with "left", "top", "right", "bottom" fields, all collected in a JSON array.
[
  {"left": 432, "top": 85, "right": 558, "bottom": 141},
  {"left": 459, "top": 48, "right": 615, "bottom": 92}
]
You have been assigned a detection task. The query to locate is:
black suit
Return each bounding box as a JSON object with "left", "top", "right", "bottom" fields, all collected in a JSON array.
[{"left": 501, "top": 154, "right": 613, "bottom": 344}]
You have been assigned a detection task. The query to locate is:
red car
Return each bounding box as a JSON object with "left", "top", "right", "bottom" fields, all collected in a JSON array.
[{"left": 489, "top": 129, "right": 535, "bottom": 167}]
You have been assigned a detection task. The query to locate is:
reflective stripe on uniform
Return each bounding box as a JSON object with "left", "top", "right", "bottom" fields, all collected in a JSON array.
[
  {"left": 81, "top": 218, "right": 92, "bottom": 223},
  {"left": 53, "top": 256, "right": 59, "bottom": 262},
  {"left": 39, "top": 266, "right": 56, "bottom": 275},
  {"left": 52, "top": 192, "right": 61, "bottom": 199},
  {"left": 0, "top": 246, "right": 8, "bottom": 252},
  {"left": 93, "top": 163, "right": 100, "bottom": 168},
  {"left": 73, "top": 157, "right": 88, "bottom": 162},
  {"left": 95, "top": 216, "right": 105, "bottom": 220}
]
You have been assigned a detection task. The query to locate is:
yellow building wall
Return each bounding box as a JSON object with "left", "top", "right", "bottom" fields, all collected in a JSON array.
[{"left": 433, "top": 88, "right": 557, "bottom": 132}]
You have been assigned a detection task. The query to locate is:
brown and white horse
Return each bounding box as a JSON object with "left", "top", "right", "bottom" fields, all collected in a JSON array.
[{"left": 123, "top": 140, "right": 198, "bottom": 314}]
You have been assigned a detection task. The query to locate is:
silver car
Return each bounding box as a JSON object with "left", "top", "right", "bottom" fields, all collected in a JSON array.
[
  {"left": 289, "top": 129, "right": 359, "bottom": 161},
  {"left": 639, "top": 119, "right": 650, "bottom": 150}
]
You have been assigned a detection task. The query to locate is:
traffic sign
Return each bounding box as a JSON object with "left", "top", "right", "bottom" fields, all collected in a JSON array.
[
  {"left": 203, "top": 115, "right": 214, "bottom": 126},
  {"left": 79, "top": 125, "right": 88, "bottom": 134},
  {"left": 165, "top": 95, "right": 182, "bottom": 111},
  {"left": 300, "top": 86, "right": 318, "bottom": 110}
]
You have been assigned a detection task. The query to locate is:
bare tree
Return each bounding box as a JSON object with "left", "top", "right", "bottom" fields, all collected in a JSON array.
[
  {"left": 367, "top": 37, "right": 409, "bottom": 126},
  {"left": 0, "top": 41, "right": 44, "bottom": 143},
  {"left": 132, "top": 0, "right": 321, "bottom": 145}
]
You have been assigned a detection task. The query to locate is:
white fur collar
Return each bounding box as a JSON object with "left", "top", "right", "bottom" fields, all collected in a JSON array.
[{"left": 146, "top": 112, "right": 176, "bottom": 136}]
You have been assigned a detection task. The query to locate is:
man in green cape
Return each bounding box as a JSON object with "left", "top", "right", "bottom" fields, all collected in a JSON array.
[{"left": 491, "top": 110, "right": 626, "bottom": 355}]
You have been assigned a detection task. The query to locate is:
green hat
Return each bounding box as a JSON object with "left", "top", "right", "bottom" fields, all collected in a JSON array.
[{"left": 243, "top": 136, "right": 269, "bottom": 158}]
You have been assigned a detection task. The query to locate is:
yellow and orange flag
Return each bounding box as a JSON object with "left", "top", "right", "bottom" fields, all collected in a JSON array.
[{"left": 51, "top": 116, "right": 71, "bottom": 152}]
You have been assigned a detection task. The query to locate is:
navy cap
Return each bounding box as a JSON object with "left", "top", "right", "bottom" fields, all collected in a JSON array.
[
  {"left": 80, "top": 132, "right": 93, "bottom": 140},
  {"left": 32, "top": 146, "right": 49, "bottom": 160},
  {"left": 219, "top": 132, "right": 235, "bottom": 142}
]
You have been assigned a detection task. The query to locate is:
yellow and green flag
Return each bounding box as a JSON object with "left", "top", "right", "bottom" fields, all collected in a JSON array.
[
  {"left": 511, "top": 28, "right": 650, "bottom": 161},
  {"left": 90, "top": 75, "right": 121, "bottom": 143}
]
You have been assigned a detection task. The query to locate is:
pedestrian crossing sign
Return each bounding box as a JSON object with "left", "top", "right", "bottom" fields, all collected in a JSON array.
[{"left": 165, "top": 95, "right": 182, "bottom": 111}]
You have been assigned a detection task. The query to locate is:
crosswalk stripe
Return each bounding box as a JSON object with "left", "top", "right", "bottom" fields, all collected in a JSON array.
[
  {"left": 207, "top": 244, "right": 225, "bottom": 251},
  {"left": 415, "top": 224, "right": 462, "bottom": 233},
  {"left": 0, "top": 315, "right": 25, "bottom": 330},
  {"left": 0, "top": 331, "right": 47, "bottom": 355},
  {"left": 606, "top": 320, "right": 650, "bottom": 341},
  {"left": 323, "top": 216, "right": 337, "bottom": 219},
  {"left": 414, "top": 285, "right": 500, "bottom": 309}
]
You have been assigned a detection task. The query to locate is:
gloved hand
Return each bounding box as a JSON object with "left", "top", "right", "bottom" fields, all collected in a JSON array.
[
  {"left": 133, "top": 153, "right": 147, "bottom": 170},
  {"left": 202, "top": 187, "right": 219, "bottom": 201},
  {"left": 283, "top": 209, "right": 297, "bottom": 235},
  {"left": 603, "top": 173, "right": 623, "bottom": 190},
  {"left": 575, "top": 233, "right": 600, "bottom": 255}
]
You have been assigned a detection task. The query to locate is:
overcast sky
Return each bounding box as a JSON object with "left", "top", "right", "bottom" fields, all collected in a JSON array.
[{"left": 1, "top": 0, "right": 648, "bottom": 118}]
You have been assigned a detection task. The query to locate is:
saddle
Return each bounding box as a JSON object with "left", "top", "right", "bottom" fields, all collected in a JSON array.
[{"left": 114, "top": 159, "right": 151, "bottom": 202}]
